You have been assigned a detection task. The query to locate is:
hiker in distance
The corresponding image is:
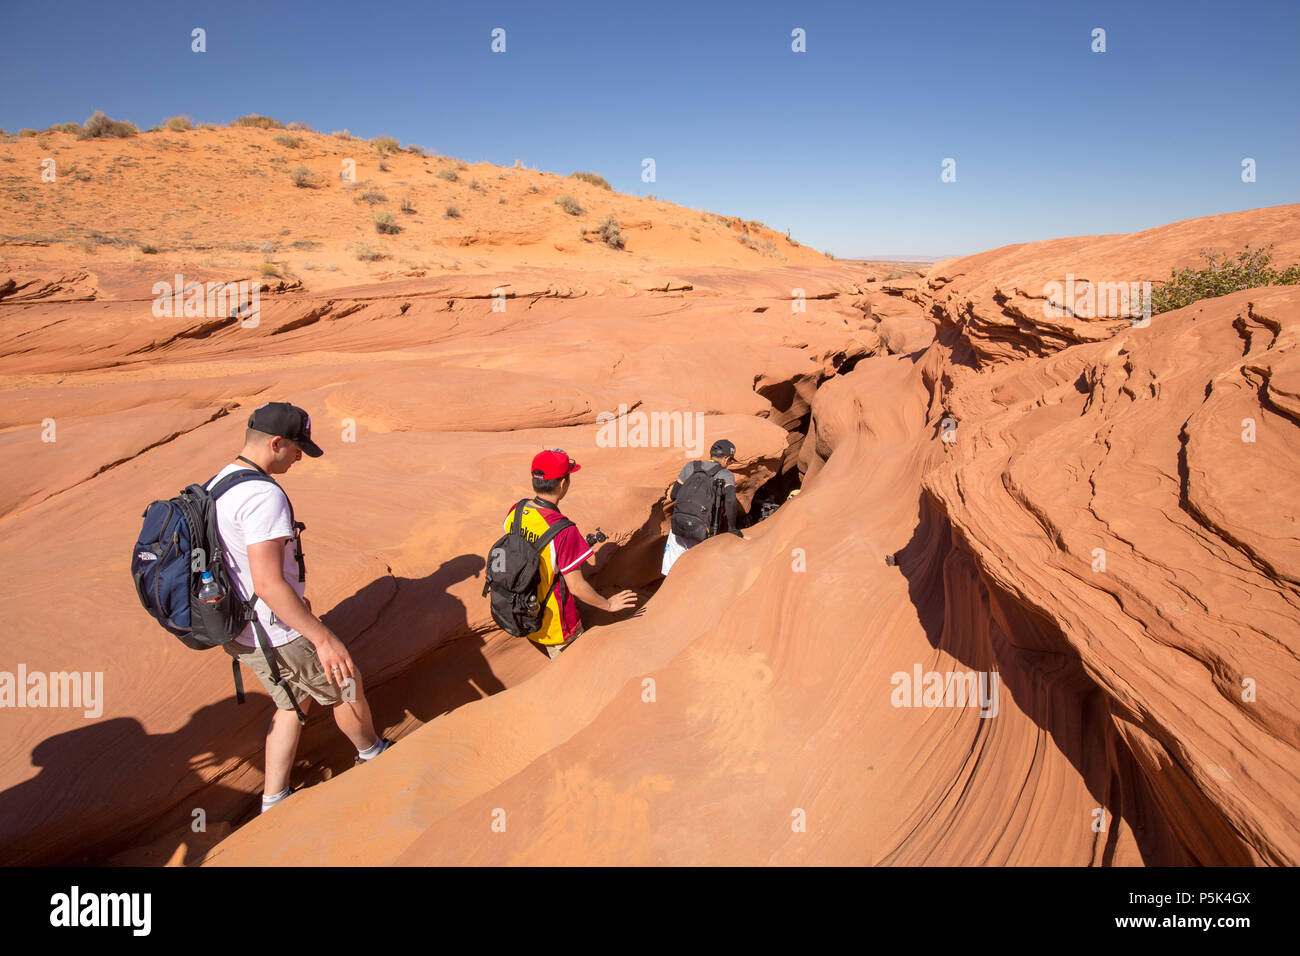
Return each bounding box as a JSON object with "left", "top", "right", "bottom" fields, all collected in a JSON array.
[
  {"left": 485, "top": 448, "right": 637, "bottom": 660},
  {"left": 662, "top": 438, "right": 748, "bottom": 576},
  {"left": 212, "top": 403, "right": 391, "bottom": 812}
]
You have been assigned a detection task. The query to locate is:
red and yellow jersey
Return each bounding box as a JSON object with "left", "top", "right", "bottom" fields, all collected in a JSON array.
[{"left": 502, "top": 500, "right": 593, "bottom": 645}]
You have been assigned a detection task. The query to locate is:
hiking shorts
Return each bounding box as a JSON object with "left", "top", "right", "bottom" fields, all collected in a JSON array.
[
  {"left": 225, "top": 635, "right": 345, "bottom": 710},
  {"left": 531, "top": 628, "right": 583, "bottom": 661}
]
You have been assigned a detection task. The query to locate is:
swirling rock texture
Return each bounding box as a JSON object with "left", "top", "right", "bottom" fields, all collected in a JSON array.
[
  {"left": 1, "top": 131, "right": 1294, "bottom": 866},
  {"left": 0, "top": 128, "right": 925, "bottom": 865}
]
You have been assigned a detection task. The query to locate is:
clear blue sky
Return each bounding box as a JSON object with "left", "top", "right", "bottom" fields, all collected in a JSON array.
[{"left": 2, "top": 0, "right": 1296, "bottom": 257}]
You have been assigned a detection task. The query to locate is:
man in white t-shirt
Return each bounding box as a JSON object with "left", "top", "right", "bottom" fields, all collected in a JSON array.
[{"left": 212, "top": 402, "right": 391, "bottom": 813}]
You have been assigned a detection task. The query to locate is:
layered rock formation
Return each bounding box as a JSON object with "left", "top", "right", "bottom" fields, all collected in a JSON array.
[{"left": 1, "top": 132, "right": 1294, "bottom": 866}]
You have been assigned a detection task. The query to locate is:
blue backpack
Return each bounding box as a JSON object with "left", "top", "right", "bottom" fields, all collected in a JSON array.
[{"left": 131, "top": 467, "right": 309, "bottom": 721}]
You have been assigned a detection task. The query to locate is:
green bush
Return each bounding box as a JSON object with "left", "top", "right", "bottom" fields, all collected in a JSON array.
[
  {"left": 273, "top": 132, "right": 301, "bottom": 148},
  {"left": 78, "top": 111, "right": 138, "bottom": 139},
  {"left": 164, "top": 115, "right": 194, "bottom": 131},
  {"left": 596, "top": 215, "right": 624, "bottom": 249},
  {"left": 231, "top": 114, "right": 285, "bottom": 129},
  {"left": 1151, "top": 244, "right": 1300, "bottom": 314},
  {"left": 436, "top": 166, "right": 459, "bottom": 182},
  {"left": 555, "top": 194, "right": 583, "bottom": 216},
  {"left": 570, "top": 171, "right": 612, "bottom": 190},
  {"left": 373, "top": 212, "right": 401, "bottom": 234}
]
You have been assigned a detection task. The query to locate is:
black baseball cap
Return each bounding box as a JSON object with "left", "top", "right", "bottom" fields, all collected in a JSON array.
[
  {"left": 248, "top": 402, "right": 323, "bottom": 457},
  {"left": 710, "top": 438, "right": 736, "bottom": 458}
]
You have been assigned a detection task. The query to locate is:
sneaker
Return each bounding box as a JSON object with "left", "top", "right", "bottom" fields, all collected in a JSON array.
[{"left": 355, "top": 737, "right": 394, "bottom": 766}]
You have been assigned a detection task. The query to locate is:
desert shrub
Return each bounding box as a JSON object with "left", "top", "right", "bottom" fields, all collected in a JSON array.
[
  {"left": 332, "top": 129, "right": 353, "bottom": 139},
  {"left": 400, "top": 196, "right": 416, "bottom": 214},
  {"left": 468, "top": 179, "right": 485, "bottom": 192},
  {"left": 258, "top": 262, "right": 280, "bottom": 276},
  {"left": 526, "top": 185, "right": 539, "bottom": 194},
  {"left": 1151, "top": 244, "right": 1300, "bottom": 314},
  {"left": 164, "top": 115, "right": 194, "bottom": 131},
  {"left": 372, "top": 136, "right": 400, "bottom": 154},
  {"left": 373, "top": 212, "right": 400, "bottom": 234},
  {"left": 140, "top": 243, "right": 160, "bottom": 254},
  {"left": 378, "top": 159, "right": 390, "bottom": 172},
  {"left": 260, "top": 241, "right": 276, "bottom": 254},
  {"left": 359, "top": 190, "right": 387, "bottom": 205},
  {"left": 596, "top": 215, "right": 624, "bottom": 249},
  {"left": 824, "top": 250, "right": 836, "bottom": 260},
  {"left": 292, "top": 239, "right": 321, "bottom": 250},
  {"left": 287, "top": 121, "right": 314, "bottom": 132},
  {"left": 570, "top": 171, "right": 612, "bottom": 190},
  {"left": 436, "top": 166, "right": 459, "bottom": 182},
  {"left": 273, "top": 132, "right": 301, "bottom": 148},
  {"left": 290, "top": 166, "right": 314, "bottom": 188},
  {"left": 739, "top": 234, "right": 785, "bottom": 260},
  {"left": 444, "top": 204, "right": 460, "bottom": 218},
  {"left": 19, "top": 129, "right": 37, "bottom": 137},
  {"left": 78, "top": 111, "right": 138, "bottom": 139},
  {"left": 231, "top": 114, "right": 284, "bottom": 129},
  {"left": 46, "top": 122, "right": 81, "bottom": 134},
  {"left": 883, "top": 271, "right": 903, "bottom": 280},
  {"left": 555, "top": 194, "right": 583, "bottom": 215},
  {"left": 355, "top": 244, "right": 384, "bottom": 261},
  {"left": 406, "top": 144, "right": 425, "bottom": 156}
]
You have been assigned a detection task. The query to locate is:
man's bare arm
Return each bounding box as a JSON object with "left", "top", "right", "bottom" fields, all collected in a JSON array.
[
  {"left": 246, "top": 538, "right": 356, "bottom": 684},
  {"left": 564, "top": 565, "right": 637, "bottom": 613}
]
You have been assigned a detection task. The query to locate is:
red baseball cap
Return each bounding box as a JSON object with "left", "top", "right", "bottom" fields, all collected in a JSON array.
[{"left": 531, "top": 448, "right": 581, "bottom": 480}]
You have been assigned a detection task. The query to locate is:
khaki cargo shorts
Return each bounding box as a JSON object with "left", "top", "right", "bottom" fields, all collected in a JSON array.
[{"left": 225, "top": 634, "right": 345, "bottom": 710}]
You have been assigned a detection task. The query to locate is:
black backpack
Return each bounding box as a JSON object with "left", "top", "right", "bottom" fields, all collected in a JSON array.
[
  {"left": 670, "top": 461, "right": 727, "bottom": 542},
  {"left": 482, "top": 499, "right": 574, "bottom": 637},
  {"left": 131, "top": 466, "right": 310, "bottom": 722}
]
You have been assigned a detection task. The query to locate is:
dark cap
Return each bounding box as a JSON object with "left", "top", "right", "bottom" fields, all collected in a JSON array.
[
  {"left": 248, "top": 402, "right": 323, "bottom": 457},
  {"left": 710, "top": 438, "right": 736, "bottom": 459}
]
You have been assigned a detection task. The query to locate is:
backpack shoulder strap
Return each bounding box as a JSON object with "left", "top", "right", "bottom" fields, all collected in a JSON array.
[
  {"left": 534, "top": 516, "right": 575, "bottom": 554},
  {"left": 208, "top": 469, "right": 306, "bottom": 583},
  {"left": 209, "top": 469, "right": 279, "bottom": 501}
]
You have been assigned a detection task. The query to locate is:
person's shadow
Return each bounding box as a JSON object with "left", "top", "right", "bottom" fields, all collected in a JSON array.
[
  {"left": 0, "top": 705, "right": 256, "bottom": 866},
  {"left": 0, "top": 552, "right": 506, "bottom": 866}
]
